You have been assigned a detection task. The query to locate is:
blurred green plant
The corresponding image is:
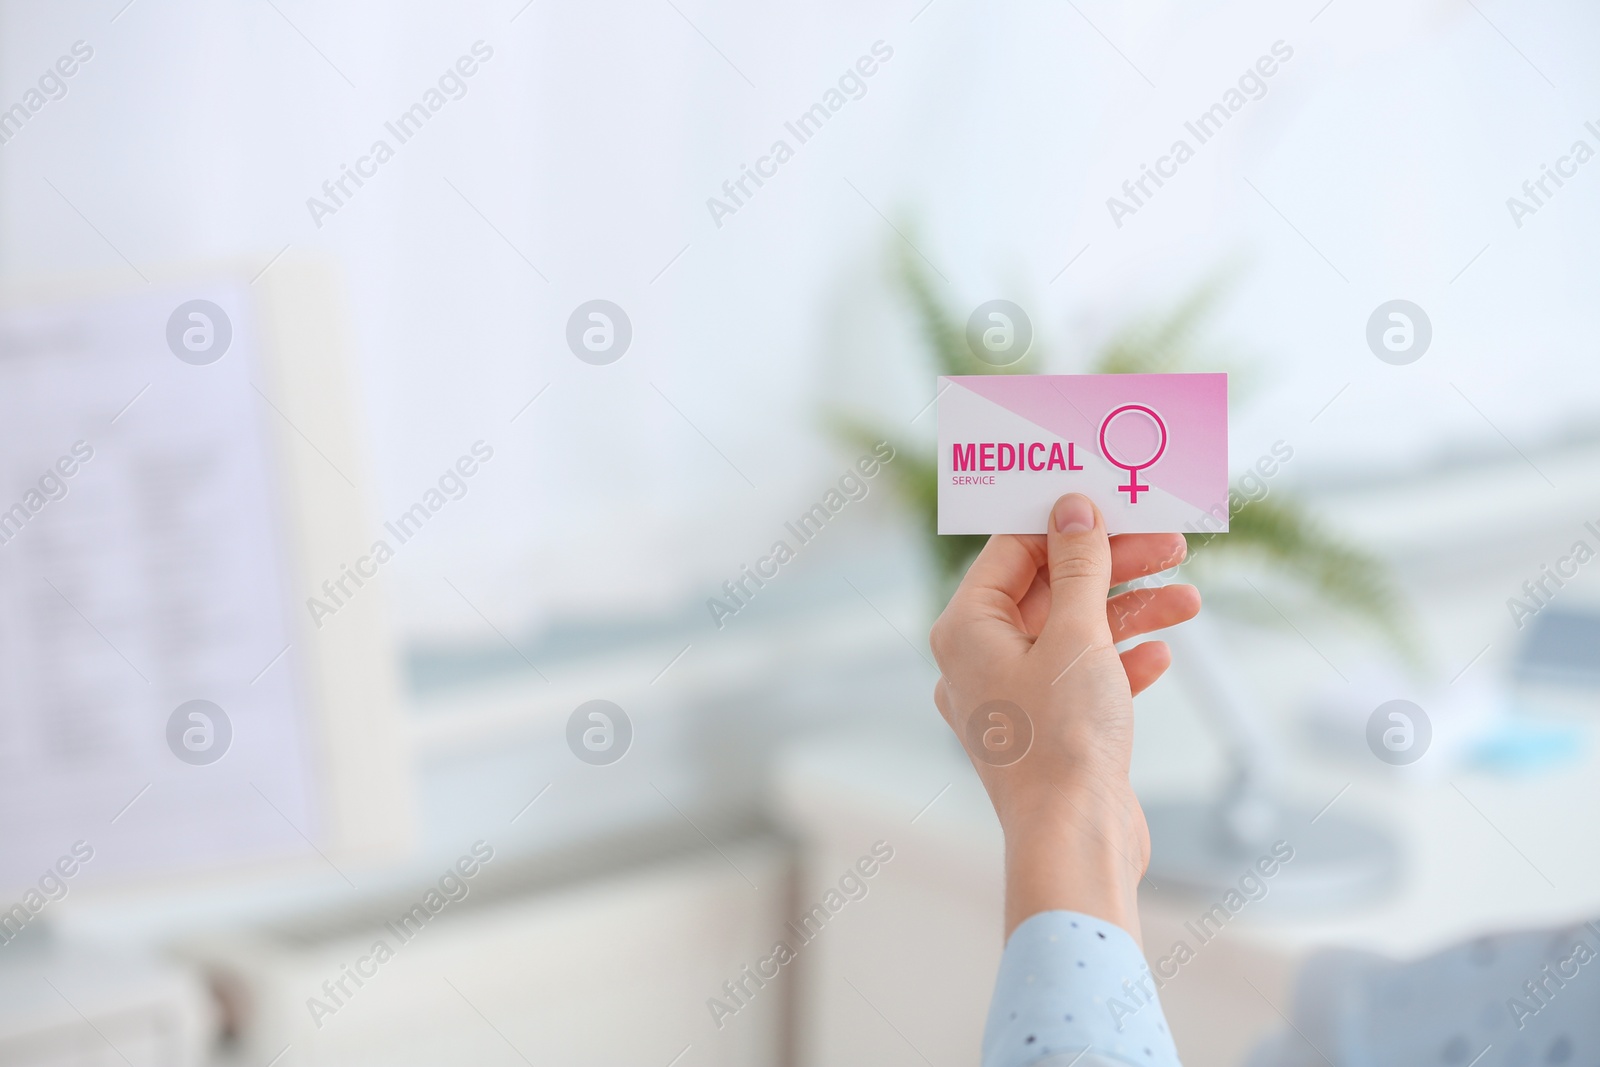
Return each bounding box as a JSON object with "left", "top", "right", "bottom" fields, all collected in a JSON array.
[{"left": 833, "top": 248, "right": 1417, "bottom": 662}]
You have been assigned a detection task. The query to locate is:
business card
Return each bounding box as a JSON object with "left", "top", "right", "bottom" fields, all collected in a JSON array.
[{"left": 937, "top": 373, "right": 1228, "bottom": 535}]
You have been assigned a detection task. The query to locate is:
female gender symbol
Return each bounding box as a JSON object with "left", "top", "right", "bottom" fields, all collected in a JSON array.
[{"left": 1098, "top": 404, "right": 1167, "bottom": 503}]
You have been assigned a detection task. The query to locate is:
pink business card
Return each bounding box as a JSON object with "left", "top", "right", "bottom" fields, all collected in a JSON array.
[{"left": 937, "top": 373, "right": 1228, "bottom": 535}]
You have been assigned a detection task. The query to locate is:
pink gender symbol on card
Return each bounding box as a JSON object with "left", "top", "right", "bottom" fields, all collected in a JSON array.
[{"left": 1098, "top": 405, "right": 1167, "bottom": 503}]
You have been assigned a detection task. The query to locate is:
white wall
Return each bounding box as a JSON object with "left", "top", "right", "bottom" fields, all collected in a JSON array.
[{"left": 4, "top": 0, "right": 1597, "bottom": 644}]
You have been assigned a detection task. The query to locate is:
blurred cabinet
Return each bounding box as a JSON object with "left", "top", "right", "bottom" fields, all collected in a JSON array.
[{"left": 188, "top": 842, "right": 788, "bottom": 1067}]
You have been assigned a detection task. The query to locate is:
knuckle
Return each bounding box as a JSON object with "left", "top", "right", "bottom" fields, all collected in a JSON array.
[
  {"left": 1050, "top": 549, "right": 1103, "bottom": 583},
  {"left": 928, "top": 616, "right": 953, "bottom": 663}
]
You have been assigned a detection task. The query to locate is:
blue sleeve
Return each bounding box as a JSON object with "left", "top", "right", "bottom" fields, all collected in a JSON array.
[{"left": 982, "top": 911, "right": 1183, "bottom": 1067}]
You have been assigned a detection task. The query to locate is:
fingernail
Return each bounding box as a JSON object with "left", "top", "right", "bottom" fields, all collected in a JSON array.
[{"left": 1053, "top": 494, "right": 1093, "bottom": 534}]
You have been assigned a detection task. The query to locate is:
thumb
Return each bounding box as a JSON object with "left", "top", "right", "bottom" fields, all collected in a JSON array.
[{"left": 1038, "top": 493, "right": 1113, "bottom": 649}]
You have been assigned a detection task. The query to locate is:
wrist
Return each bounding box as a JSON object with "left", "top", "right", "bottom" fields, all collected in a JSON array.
[{"left": 993, "top": 756, "right": 1137, "bottom": 839}]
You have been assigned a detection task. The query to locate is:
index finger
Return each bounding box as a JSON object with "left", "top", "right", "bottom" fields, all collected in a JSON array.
[{"left": 949, "top": 533, "right": 1047, "bottom": 611}]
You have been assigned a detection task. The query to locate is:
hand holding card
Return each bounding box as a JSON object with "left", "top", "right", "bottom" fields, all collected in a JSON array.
[{"left": 929, "top": 493, "right": 1202, "bottom": 939}]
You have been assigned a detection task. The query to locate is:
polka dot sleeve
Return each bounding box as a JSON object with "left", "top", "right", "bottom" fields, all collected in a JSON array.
[{"left": 981, "top": 910, "right": 1182, "bottom": 1067}]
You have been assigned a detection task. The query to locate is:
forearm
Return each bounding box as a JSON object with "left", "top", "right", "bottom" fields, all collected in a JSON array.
[
  {"left": 984, "top": 787, "right": 1178, "bottom": 1067},
  {"left": 1002, "top": 783, "right": 1148, "bottom": 944},
  {"left": 982, "top": 908, "right": 1180, "bottom": 1067}
]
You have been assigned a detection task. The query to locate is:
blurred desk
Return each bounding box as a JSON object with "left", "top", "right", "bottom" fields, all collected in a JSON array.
[{"left": 772, "top": 696, "right": 1600, "bottom": 1067}]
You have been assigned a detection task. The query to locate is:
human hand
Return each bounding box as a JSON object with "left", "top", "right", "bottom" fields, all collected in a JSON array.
[{"left": 928, "top": 493, "right": 1200, "bottom": 942}]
